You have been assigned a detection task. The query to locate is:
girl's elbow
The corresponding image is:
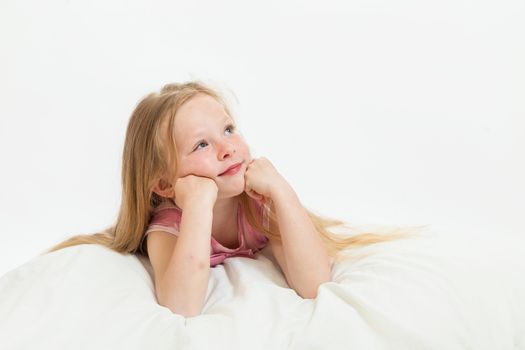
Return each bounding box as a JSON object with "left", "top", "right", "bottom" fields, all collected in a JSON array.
[
  {"left": 179, "top": 309, "right": 203, "bottom": 318},
  {"left": 299, "top": 289, "right": 318, "bottom": 299},
  {"left": 297, "top": 276, "right": 331, "bottom": 299},
  {"left": 157, "top": 287, "right": 205, "bottom": 317},
  {"left": 298, "top": 283, "right": 323, "bottom": 299},
  {"left": 161, "top": 299, "right": 203, "bottom": 317}
]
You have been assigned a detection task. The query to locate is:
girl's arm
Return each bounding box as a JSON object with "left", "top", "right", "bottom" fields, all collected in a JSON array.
[
  {"left": 151, "top": 174, "right": 217, "bottom": 317},
  {"left": 151, "top": 198, "right": 213, "bottom": 317},
  {"left": 269, "top": 184, "right": 332, "bottom": 299},
  {"left": 244, "top": 157, "right": 332, "bottom": 298}
]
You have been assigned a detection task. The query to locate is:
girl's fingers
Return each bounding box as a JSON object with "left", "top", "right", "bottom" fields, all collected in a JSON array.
[
  {"left": 246, "top": 189, "right": 266, "bottom": 204},
  {"left": 246, "top": 189, "right": 258, "bottom": 199}
]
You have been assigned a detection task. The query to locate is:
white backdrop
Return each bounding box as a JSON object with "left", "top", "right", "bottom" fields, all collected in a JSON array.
[{"left": 0, "top": 0, "right": 523, "bottom": 277}]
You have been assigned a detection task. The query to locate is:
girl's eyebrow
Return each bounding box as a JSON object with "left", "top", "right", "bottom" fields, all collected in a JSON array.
[
  {"left": 189, "top": 116, "right": 232, "bottom": 139},
  {"left": 187, "top": 116, "right": 233, "bottom": 149}
]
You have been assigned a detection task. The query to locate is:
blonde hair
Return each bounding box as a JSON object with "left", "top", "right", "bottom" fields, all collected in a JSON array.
[{"left": 43, "top": 80, "right": 430, "bottom": 263}]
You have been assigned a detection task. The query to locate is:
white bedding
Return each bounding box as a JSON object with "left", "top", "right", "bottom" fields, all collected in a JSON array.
[{"left": 1, "top": 228, "right": 524, "bottom": 350}]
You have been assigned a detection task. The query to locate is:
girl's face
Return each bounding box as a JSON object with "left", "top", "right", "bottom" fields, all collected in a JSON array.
[{"left": 172, "top": 93, "right": 252, "bottom": 198}]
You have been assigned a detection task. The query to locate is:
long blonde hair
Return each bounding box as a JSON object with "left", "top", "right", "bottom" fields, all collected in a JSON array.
[{"left": 43, "top": 80, "right": 430, "bottom": 262}]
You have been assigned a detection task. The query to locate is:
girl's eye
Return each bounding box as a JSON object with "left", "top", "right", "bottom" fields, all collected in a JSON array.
[
  {"left": 225, "top": 124, "right": 235, "bottom": 134},
  {"left": 193, "top": 125, "right": 235, "bottom": 152},
  {"left": 195, "top": 141, "right": 208, "bottom": 151}
]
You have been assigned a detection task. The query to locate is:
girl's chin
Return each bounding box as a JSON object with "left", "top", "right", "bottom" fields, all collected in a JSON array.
[{"left": 217, "top": 186, "right": 245, "bottom": 199}]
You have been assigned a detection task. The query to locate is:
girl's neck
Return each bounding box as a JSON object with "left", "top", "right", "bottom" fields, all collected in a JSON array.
[
  {"left": 213, "top": 193, "right": 238, "bottom": 216},
  {"left": 211, "top": 195, "right": 240, "bottom": 236}
]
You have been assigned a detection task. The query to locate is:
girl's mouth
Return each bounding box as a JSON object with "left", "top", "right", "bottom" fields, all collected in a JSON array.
[{"left": 219, "top": 162, "right": 243, "bottom": 176}]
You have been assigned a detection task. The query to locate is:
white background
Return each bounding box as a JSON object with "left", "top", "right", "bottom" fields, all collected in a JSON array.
[{"left": 0, "top": 0, "right": 523, "bottom": 277}]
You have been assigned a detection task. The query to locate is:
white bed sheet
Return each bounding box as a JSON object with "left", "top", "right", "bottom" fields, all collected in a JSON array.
[{"left": 0, "top": 228, "right": 524, "bottom": 350}]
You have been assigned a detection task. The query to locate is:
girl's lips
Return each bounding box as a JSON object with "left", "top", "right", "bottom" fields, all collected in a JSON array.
[{"left": 219, "top": 162, "right": 243, "bottom": 176}]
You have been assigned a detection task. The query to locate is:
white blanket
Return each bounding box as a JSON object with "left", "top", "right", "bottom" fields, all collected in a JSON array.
[{"left": 1, "top": 228, "right": 524, "bottom": 350}]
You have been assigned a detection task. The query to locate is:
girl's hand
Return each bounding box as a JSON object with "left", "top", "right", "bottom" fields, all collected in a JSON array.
[
  {"left": 173, "top": 175, "right": 218, "bottom": 210},
  {"left": 244, "top": 157, "right": 290, "bottom": 204}
]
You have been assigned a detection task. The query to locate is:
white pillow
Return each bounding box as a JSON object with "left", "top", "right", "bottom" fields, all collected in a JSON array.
[{"left": 0, "top": 229, "right": 523, "bottom": 350}]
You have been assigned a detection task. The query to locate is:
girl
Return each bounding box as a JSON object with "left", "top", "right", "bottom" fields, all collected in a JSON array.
[{"left": 45, "top": 81, "right": 427, "bottom": 317}]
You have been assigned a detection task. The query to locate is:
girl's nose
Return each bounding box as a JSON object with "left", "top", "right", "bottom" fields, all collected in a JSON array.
[{"left": 218, "top": 141, "right": 236, "bottom": 160}]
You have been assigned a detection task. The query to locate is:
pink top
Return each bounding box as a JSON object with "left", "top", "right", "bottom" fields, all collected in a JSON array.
[{"left": 142, "top": 197, "right": 270, "bottom": 267}]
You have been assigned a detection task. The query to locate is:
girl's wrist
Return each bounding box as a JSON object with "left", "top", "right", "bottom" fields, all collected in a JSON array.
[
  {"left": 183, "top": 196, "right": 216, "bottom": 212},
  {"left": 270, "top": 180, "right": 296, "bottom": 203}
]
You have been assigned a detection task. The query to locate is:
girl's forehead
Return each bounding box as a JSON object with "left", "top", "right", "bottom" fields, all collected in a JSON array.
[
  {"left": 174, "top": 97, "right": 232, "bottom": 132},
  {"left": 176, "top": 95, "right": 228, "bottom": 124},
  {"left": 170, "top": 95, "right": 234, "bottom": 149}
]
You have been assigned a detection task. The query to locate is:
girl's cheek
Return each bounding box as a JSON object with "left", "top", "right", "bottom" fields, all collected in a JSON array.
[
  {"left": 238, "top": 142, "right": 251, "bottom": 158},
  {"left": 188, "top": 156, "right": 213, "bottom": 176},
  {"left": 177, "top": 157, "right": 198, "bottom": 177}
]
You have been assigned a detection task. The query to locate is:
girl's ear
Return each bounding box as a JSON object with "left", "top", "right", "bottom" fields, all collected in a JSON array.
[{"left": 152, "top": 178, "right": 174, "bottom": 198}]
